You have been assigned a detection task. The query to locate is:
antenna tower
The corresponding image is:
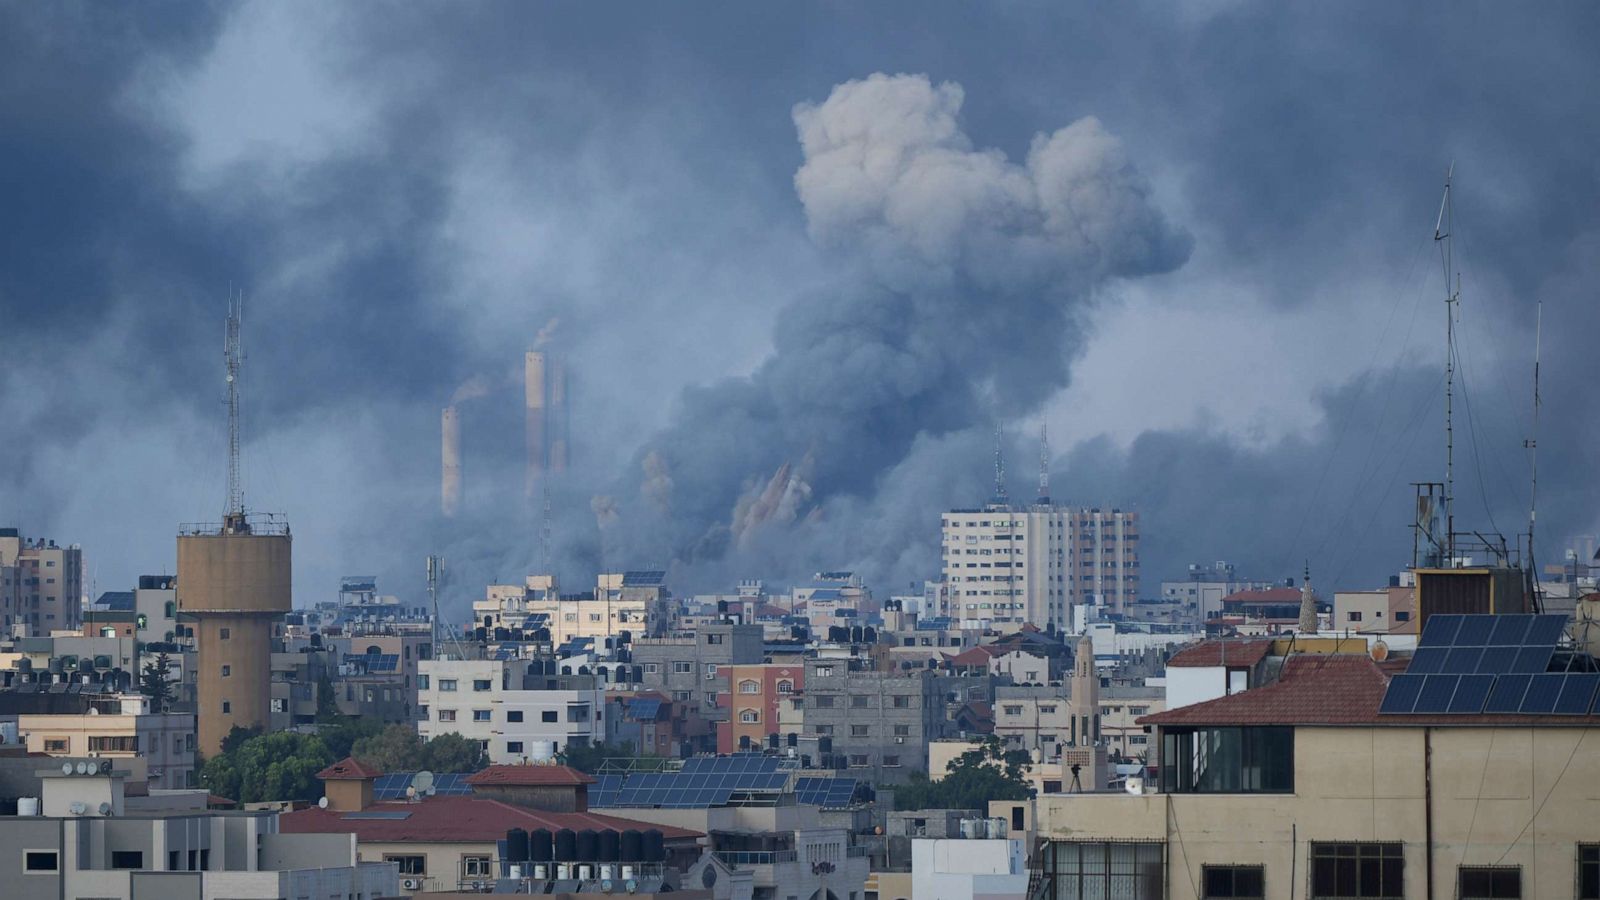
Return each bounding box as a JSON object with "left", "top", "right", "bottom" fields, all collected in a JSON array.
[
  {"left": 1525, "top": 301, "right": 1543, "bottom": 611},
  {"left": 224, "top": 294, "right": 245, "bottom": 520},
  {"left": 1433, "top": 164, "right": 1459, "bottom": 565},
  {"left": 991, "top": 425, "right": 1008, "bottom": 506},
  {"left": 427, "top": 555, "right": 442, "bottom": 659},
  {"left": 1037, "top": 423, "right": 1051, "bottom": 506}
]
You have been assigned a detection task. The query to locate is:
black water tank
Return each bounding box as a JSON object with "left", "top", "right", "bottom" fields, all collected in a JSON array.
[
  {"left": 495, "top": 627, "right": 510, "bottom": 642},
  {"left": 864, "top": 626, "right": 878, "bottom": 643},
  {"left": 787, "top": 732, "right": 798, "bottom": 747},
  {"left": 851, "top": 626, "right": 863, "bottom": 643},
  {"left": 575, "top": 829, "right": 599, "bottom": 862},
  {"left": 529, "top": 828, "right": 553, "bottom": 862},
  {"left": 620, "top": 830, "right": 643, "bottom": 861},
  {"left": 818, "top": 737, "right": 832, "bottom": 755},
  {"left": 768, "top": 733, "right": 779, "bottom": 750},
  {"left": 643, "top": 829, "right": 665, "bottom": 862},
  {"left": 739, "top": 735, "right": 751, "bottom": 750},
  {"left": 598, "top": 829, "right": 620, "bottom": 861},
  {"left": 553, "top": 829, "right": 577, "bottom": 862},
  {"left": 506, "top": 828, "right": 530, "bottom": 862},
  {"left": 536, "top": 628, "right": 551, "bottom": 642}
]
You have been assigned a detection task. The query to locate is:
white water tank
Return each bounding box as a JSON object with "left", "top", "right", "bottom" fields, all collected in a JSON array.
[
  {"left": 577, "top": 864, "right": 593, "bottom": 880},
  {"left": 557, "top": 864, "right": 572, "bottom": 880},
  {"left": 0, "top": 722, "right": 17, "bottom": 744},
  {"left": 621, "top": 865, "right": 635, "bottom": 880},
  {"left": 530, "top": 741, "right": 557, "bottom": 762},
  {"left": 508, "top": 865, "right": 522, "bottom": 880},
  {"left": 17, "top": 797, "right": 38, "bottom": 816}
]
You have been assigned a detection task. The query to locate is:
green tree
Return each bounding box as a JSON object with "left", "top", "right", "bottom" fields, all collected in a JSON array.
[
  {"left": 201, "top": 731, "right": 333, "bottom": 804},
  {"left": 320, "top": 716, "right": 386, "bottom": 760},
  {"left": 350, "top": 725, "right": 427, "bottom": 773},
  {"left": 557, "top": 740, "right": 642, "bottom": 774},
  {"left": 220, "top": 725, "right": 262, "bottom": 756},
  {"left": 894, "top": 736, "right": 1033, "bottom": 811},
  {"left": 422, "top": 732, "right": 487, "bottom": 773},
  {"left": 315, "top": 672, "right": 340, "bottom": 720},
  {"left": 138, "top": 652, "right": 173, "bottom": 711}
]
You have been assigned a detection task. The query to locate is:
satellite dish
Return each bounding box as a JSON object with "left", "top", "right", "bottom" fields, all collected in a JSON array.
[
  {"left": 1371, "top": 640, "right": 1390, "bottom": 662},
  {"left": 318, "top": 796, "right": 329, "bottom": 809},
  {"left": 61, "top": 762, "right": 73, "bottom": 776},
  {"left": 99, "top": 760, "right": 112, "bottom": 774},
  {"left": 76, "top": 761, "right": 91, "bottom": 775},
  {"left": 601, "top": 880, "right": 614, "bottom": 893},
  {"left": 413, "top": 770, "right": 435, "bottom": 794},
  {"left": 625, "top": 878, "right": 638, "bottom": 894},
  {"left": 97, "top": 802, "right": 112, "bottom": 815},
  {"left": 69, "top": 801, "right": 87, "bottom": 815}
]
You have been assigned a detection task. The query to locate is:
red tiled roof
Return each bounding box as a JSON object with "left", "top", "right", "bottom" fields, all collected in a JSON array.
[
  {"left": 317, "top": 757, "right": 385, "bottom": 780},
  {"left": 465, "top": 764, "right": 595, "bottom": 787},
  {"left": 281, "top": 795, "right": 699, "bottom": 843},
  {"left": 1166, "top": 639, "right": 1274, "bottom": 669},
  {"left": 1143, "top": 654, "right": 1389, "bottom": 726},
  {"left": 947, "top": 646, "right": 996, "bottom": 667}
]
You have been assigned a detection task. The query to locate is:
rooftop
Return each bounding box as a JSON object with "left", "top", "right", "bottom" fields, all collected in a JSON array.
[
  {"left": 1165, "top": 639, "right": 1274, "bottom": 669},
  {"left": 281, "top": 795, "right": 700, "bottom": 843},
  {"left": 464, "top": 764, "right": 595, "bottom": 787},
  {"left": 317, "top": 757, "right": 385, "bottom": 781}
]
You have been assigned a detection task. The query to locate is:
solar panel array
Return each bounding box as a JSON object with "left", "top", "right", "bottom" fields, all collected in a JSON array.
[
  {"left": 588, "top": 756, "right": 793, "bottom": 809},
  {"left": 1379, "top": 614, "right": 1599, "bottom": 716},
  {"left": 363, "top": 654, "right": 400, "bottom": 672},
  {"left": 627, "top": 698, "right": 662, "bottom": 721},
  {"left": 372, "top": 772, "right": 474, "bottom": 800},
  {"left": 793, "top": 777, "right": 858, "bottom": 808}
]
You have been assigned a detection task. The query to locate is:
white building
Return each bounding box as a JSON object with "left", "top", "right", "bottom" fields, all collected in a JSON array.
[
  {"left": 942, "top": 503, "right": 1139, "bottom": 632},
  {"left": 909, "top": 832, "right": 1029, "bottom": 900},
  {"left": 417, "top": 659, "right": 604, "bottom": 763},
  {"left": 19, "top": 694, "right": 195, "bottom": 789}
]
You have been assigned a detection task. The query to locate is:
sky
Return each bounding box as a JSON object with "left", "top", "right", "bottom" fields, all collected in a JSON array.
[{"left": 2, "top": 2, "right": 1597, "bottom": 616}]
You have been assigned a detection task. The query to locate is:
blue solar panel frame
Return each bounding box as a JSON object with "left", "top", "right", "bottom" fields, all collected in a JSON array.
[
  {"left": 1413, "top": 674, "right": 1460, "bottom": 713},
  {"left": 1484, "top": 673, "right": 1532, "bottom": 713},
  {"left": 1448, "top": 675, "right": 1494, "bottom": 713},
  {"left": 1379, "top": 674, "right": 1425, "bottom": 714},
  {"left": 1519, "top": 673, "right": 1566, "bottom": 714},
  {"left": 1419, "top": 614, "right": 1462, "bottom": 647},
  {"left": 1554, "top": 674, "right": 1600, "bottom": 715}
]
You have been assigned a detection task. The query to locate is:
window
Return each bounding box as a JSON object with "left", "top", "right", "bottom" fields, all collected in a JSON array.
[
  {"left": 1457, "top": 867, "right": 1520, "bottom": 899},
  {"left": 90, "top": 736, "right": 137, "bottom": 753},
  {"left": 24, "top": 850, "right": 58, "bottom": 872},
  {"left": 894, "top": 724, "right": 910, "bottom": 737},
  {"left": 814, "top": 724, "right": 834, "bottom": 735},
  {"left": 707, "top": 634, "right": 725, "bottom": 645},
  {"left": 673, "top": 691, "right": 692, "bottom": 702},
  {"left": 673, "top": 662, "right": 693, "bottom": 674},
  {"left": 221, "top": 701, "right": 231, "bottom": 714},
  {"left": 848, "top": 754, "right": 869, "bottom": 767},
  {"left": 220, "top": 664, "right": 231, "bottom": 677},
  {"left": 542, "top": 710, "right": 559, "bottom": 723},
  {"left": 1004, "top": 705, "right": 1024, "bottom": 716},
  {"left": 417, "top": 674, "right": 429, "bottom": 690},
  {"left": 439, "top": 679, "right": 458, "bottom": 692},
  {"left": 219, "top": 627, "right": 229, "bottom": 639},
  {"left": 507, "top": 741, "right": 524, "bottom": 754},
  {"left": 438, "top": 709, "right": 456, "bottom": 722},
  {"left": 386, "top": 855, "right": 426, "bottom": 876},
  {"left": 1203, "top": 865, "right": 1264, "bottom": 898},
  {"left": 1581, "top": 846, "right": 1600, "bottom": 899},
  {"left": 1348, "top": 611, "right": 1363, "bottom": 622},
  {"left": 473, "top": 709, "right": 492, "bottom": 722},
  {"left": 43, "top": 738, "right": 67, "bottom": 752},
  {"left": 1161, "top": 727, "right": 1293, "bottom": 793},
  {"left": 740, "top": 680, "right": 761, "bottom": 694},
  {"left": 462, "top": 855, "right": 493, "bottom": 878},
  {"left": 778, "top": 679, "right": 794, "bottom": 694},
  {"left": 507, "top": 710, "right": 524, "bottom": 723},
  {"left": 814, "top": 695, "right": 835, "bottom": 708},
  {"left": 705, "top": 664, "right": 718, "bottom": 680},
  {"left": 851, "top": 695, "right": 869, "bottom": 708},
  {"left": 851, "top": 724, "right": 869, "bottom": 737},
  {"left": 1395, "top": 611, "right": 1411, "bottom": 622},
  {"left": 1045, "top": 841, "right": 1163, "bottom": 899},
  {"left": 883, "top": 754, "right": 900, "bottom": 766},
  {"left": 111, "top": 850, "right": 144, "bottom": 869},
  {"left": 473, "top": 679, "right": 492, "bottom": 692},
  {"left": 892, "top": 695, "right": 911, "bottom": 708},
  {"left": 1309, "top": 843, "right": 1402, "bottom": 899},
  {"left": 645, "top": 663, "right": 660, "bottom": 674},
  {"left": 740, "top": 709, "right": 760, "bottom": 724},
  {"left": 816, "top": 665, "right": 835, "bottom": 677}
]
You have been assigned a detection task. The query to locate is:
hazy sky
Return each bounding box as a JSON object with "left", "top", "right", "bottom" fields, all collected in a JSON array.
[{"left": 3, "top": 3, "right": 1596, "bottom": 615}]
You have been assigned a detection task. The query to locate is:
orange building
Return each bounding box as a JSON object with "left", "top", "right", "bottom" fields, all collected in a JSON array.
[{"left": 716, "top": 664, "right": 803, "bottom": 754}]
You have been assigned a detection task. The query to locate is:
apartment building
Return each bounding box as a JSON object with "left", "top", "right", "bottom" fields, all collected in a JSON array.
[
  {"left": 18, "top": 694, "right": 195, "bottom": 789},
  {"left": 942, "top": 505, "right": 1139, "bottom": 632},
  {"left": 799, "top": 659, "right": 964, "bottom": 783},
  {"left": 636, "top": 623, "right": 764, "bottom": 751},
  {"left": 0, "top": 529, "right": 84, "bottom": 636},
  {"left": 1333, "top": 585, "right": 1417, "bottom": 634},
  {"left": 417, "top": 658, "right": 604, "bottom": 762},
  {"left": 1009, "top": 619, "right": 1600, "bottom": 900},
  {"left": 716, "top": 663, "right": 804, "bottom": 753},
  {"left": 1097, "top": 684, "right": 1162, "bottom": 762},
  {"left": 474, "top": 572, "right": 665, "bottom": 644}
]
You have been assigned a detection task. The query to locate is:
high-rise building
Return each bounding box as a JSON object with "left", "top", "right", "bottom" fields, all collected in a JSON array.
[
  {"left": 0, "top": 527, "right": 84, "bottom": 636},
  {"left": 941, "top": 504, "right": 1139, "bottom": 631}
]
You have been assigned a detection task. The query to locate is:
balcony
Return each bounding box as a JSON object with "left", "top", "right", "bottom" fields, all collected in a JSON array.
[{"left": 715, "top": 850, "right": 798, "bottom": 867}]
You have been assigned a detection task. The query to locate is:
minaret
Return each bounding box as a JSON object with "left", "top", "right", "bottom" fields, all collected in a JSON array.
[
  {"left": 1298, "top": 563, "right": 1319, "bottom": 634},
  {"left": 1036, "top": 423, "right": 1051, "bottom": 506},
  {"left": 990, "top": 425, "right": 1009, "bottom": 507},
  {"left": 1070, "top": 633, "right": 1099, "bottom": 747}
]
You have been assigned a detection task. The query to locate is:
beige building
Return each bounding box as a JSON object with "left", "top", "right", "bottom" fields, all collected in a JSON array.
[
  {"left": 474, "top": 573, "right": 660, "bottom": 644},
  {"left": 1007, "top": 645, "right": 1600, "bottom": 900},
  {"left": 19, "top": 694, "right": 196, "bottom": 789},
  {"left": 942, "top": 504, "right": 1139, "bottom": 632},
  {"left": 1098, "top": 684, "right": 1162, "bottom": 762},
  {"left": 1333, "top": 585, "right": 1418, "bottom": 634},
  {"left": 0, "top": 528, "right": 84, "bottom": 636}
]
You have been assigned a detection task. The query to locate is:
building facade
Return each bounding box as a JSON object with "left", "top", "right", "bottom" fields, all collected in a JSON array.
[
  {"left": 417, "top": 658, "right": 605, "bottom": 762},
  {"left": 942, "top": 505, "right": 1139, "bottom": 632},
  {"left": 0, "top": 529, "right": 84, "bottom": 636}
]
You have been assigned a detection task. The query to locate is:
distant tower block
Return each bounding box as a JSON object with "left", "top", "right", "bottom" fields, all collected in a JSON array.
[
  {"left": 441, "top": 406, "right": 462, "bottom": 517},
  {"left": 548, "top": 358, "right": 569, "bottom": 473},
  {"left": 525, "top": 350, "right": 547, "bottom": 499},
  {"left": 177, "top": 515, "right": 291, "bottom": 758}
]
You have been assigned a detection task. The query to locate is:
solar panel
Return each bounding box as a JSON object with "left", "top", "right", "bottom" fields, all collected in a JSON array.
[
  {"left": 1408, "top": 648, "right": 1447, "bottom": 675},
  {"left": 1475, "top": 646, "right": 1518, "bottom": 674},
  {"left": 1448, "top": 675, "right": 1494, "bottom": 713},
  {"left": 1413, "top": 674, "right": 1460, "bottom": 713},
  {"left": 1419, "top": 614, "right": 1462, "bottom": 647},
  {"left": 1455, "top": 616, "right": 1497, "bottom": 646},
  {"left": 1379, "top": 674, "right": 1425, "bottom": 714},
  {"left": 1554, "top": 674, "right": 1600, "bottom": 715},
  {"left": 1527, "top": 615, "right": 1568, "bottom": 646},
  {"left": 1484, "top": 673, "right": 1532, "bottom": 713},
  {"left": 1443, "top": 647, "right": 1484, "bottom": 674},
  {"left": 1487, "top": 615, "right": 1532, "bottom": 645},
  {"left": 1519, "top": 673, "right": 1567, "bottom": 714},
  {"left": 1513, "top": 646, "right": 1555, "bottom": 673}
]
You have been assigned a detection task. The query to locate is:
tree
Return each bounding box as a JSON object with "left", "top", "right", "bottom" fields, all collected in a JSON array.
[
  {"left": 422, "top": 732, "right": 487, "bottom": 773},
  {"left": 319, "top": 716, "right": 386, "bottom": 760},
  {"left": 315, "top": 672, "right": 340, "bottom": 721},
  {"left": 220, "top": 725, "right": 262, "bottom": 756},
  {"left": 138, "top": 652, "right": 173, "bottom": 711},
  {"left": 557, "top": 740, "right": 644, "bottom": 774},
  {"left": 894, "top": 736, "right": 1033, "bottom": 811},
  {"left": 348, "top": 726, "right": 486, "bottom": 774},
  {"left": 201, "top": 731, "right": 333, "bottom": 804}
]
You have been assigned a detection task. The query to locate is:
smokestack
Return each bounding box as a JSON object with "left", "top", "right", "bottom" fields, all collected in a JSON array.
[
  {"left": 441, "top": 406, "right": 462, "bottom": 517},
  {"left": 525, "top": 350, "right": 547, "bottom": 498},
  {"left": 548, "top": 358, "right": 569, "bottom": 473}
]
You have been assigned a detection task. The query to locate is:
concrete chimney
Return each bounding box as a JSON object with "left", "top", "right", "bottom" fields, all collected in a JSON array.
[
  {"left": 441, "top": 406, "right": 462, "bottom": 517},
  {"left": 525, "top": 350, "right": 547, "bottom": 499},
  {"left": 548, "top": 358, "right": 569, "bottom": 473}
]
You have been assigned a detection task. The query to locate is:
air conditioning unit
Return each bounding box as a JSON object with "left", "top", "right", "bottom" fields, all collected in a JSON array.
[{"left": 401, "top": 877, "right": 422, "bottom": 890}]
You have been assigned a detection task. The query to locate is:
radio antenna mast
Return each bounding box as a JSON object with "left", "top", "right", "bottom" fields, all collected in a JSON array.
[
  {"left": 224, "top": 293, "right": 245, "bottom": 521},
  {"left": 1037, "top": 423, "right": 1051, "bottom": 506},
  {"left": 1525, "top": 301, "right": 1543, "bottom": 611},
  {"left": 1433, "top": 164, "right": 1459, "bottom": 564}
]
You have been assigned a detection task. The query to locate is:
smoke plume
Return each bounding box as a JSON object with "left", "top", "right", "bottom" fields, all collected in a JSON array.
[{"left": 609, "top": 73, "right": 1190, "bottom": 586}]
